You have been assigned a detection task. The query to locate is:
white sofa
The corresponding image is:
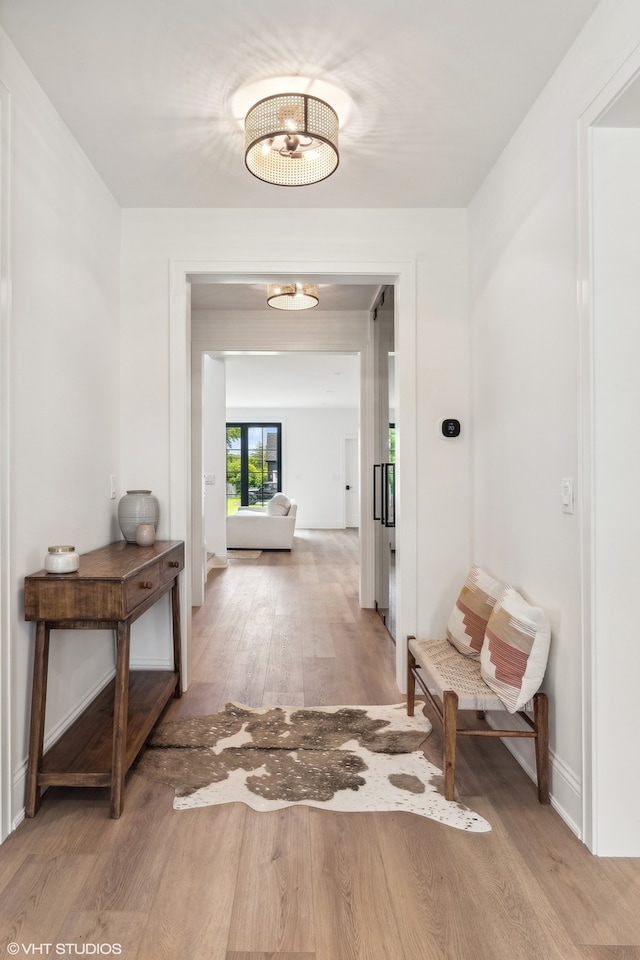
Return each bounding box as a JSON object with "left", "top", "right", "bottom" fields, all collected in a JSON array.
[{"left": 226, "top": 495, "right": 297, "bottom": 550}]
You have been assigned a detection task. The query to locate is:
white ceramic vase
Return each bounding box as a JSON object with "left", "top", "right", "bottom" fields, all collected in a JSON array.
[{"left": 118, "top": 490, "right": 160, "bottom": 543}]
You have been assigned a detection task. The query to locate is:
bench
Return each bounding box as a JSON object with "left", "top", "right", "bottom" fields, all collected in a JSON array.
[{"left": 407, "top": 567, "right": 551, "bottom": 804}]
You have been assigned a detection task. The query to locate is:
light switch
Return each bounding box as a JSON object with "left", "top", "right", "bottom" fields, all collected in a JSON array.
[
  {"left": 204, "top": 474, "right": 215, "bottom": 485},
  {"left": 561, "top": 478, "right": 574, "bottom": 514}
]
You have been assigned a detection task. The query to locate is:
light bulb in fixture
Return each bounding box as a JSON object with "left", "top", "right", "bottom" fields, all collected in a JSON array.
[{"left": 245, "top": 94, "right": 339, "bottom": 187}]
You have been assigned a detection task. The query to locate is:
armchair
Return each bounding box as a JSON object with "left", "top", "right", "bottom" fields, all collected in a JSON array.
[{"left": 226, "top": 495, "right": 297, "bottom": 550}]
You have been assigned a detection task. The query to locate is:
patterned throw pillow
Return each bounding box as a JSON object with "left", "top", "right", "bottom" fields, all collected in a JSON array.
[
  {"left": 480, "top": 587, "right": 551, "bottom": 713},
  {"left": 266, "top": 493, "right": 291, "bottom": 516},
  {"left": 446, "top": 566, "right": 507, "bottom": 658}
]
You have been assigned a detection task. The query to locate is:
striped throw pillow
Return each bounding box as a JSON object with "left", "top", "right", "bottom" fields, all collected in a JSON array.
[
  {"left": 446, "top": 566, "right": 507, "bottom": 659},
  {"left": 480, "top": 587, "right": 551, "bottom": 713}
]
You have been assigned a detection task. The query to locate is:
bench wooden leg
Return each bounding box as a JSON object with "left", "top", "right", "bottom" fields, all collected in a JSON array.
[
  {"left": 533, "top": 692, "right": 550, "bottom": 804},
  {"left": 443, "top": 689, "right": 459, "bottom": 801},
  {"left": 407, "top": 642, "right": 416, "bottom": 716}
]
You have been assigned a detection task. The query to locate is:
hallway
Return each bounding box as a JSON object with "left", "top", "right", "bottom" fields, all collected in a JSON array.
[
  {"left": 190, "top": 528, "right": 397, "bottom": 712},
  {"left": 1, "top": 530, "right": 640, "bottom": 959}
]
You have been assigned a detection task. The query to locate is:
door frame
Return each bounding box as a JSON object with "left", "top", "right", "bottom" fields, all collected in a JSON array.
[
  {"left": 0, "top": 81, "right": 12, "bottom": 842},
  {"left": 343, "top": 435, "right": 359, "bottom": 528},
  {"left": 577, "top": 49, "right": 640, "bottom": 854},
  {"left": 169, "top": 259, "right": 417, "bottom": 692}
]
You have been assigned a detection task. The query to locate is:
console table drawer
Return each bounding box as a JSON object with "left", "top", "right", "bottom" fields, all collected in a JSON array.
[
  {"left": 24, "top": 540, "right": 184, "bottom": 622},
  {"left": 160, "top": 543, "right": 184, "bottom": 584},
  {"left": 125, "top": 561, "right": 161, "bottom": 612}
]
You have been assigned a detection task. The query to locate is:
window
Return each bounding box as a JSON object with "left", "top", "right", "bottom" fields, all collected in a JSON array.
[{"left": 226, "top": 423, "right": 282, "bottom": 514}]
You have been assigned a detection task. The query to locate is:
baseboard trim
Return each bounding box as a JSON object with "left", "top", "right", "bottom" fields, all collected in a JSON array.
[{"left": 486, "top": 711, "right": 582, "bottom": 840}]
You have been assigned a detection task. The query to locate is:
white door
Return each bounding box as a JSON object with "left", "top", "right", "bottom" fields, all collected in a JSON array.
[{"left": 345, "top": 437, "right": 359, "bottom": 527}]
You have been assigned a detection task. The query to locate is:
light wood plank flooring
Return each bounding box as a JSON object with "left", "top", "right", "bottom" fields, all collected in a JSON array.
[{"left": 2, "top": 528, "right": 640, "bottom": 959}]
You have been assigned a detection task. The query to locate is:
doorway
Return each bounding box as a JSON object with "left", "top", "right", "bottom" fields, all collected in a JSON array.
[
  {"left": 195, "top": 346, "right": 366, "bottom": 611},
  {"left": 170, "top": 258, "right": 418, "bottom": 694},
  {"left": 195, "top": 345, "right": 369, "bottom": 618}
]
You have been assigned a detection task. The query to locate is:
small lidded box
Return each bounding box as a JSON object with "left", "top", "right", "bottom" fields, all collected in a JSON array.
[{"left": 44, "top": 545, "right": 79, "bottom": 574}]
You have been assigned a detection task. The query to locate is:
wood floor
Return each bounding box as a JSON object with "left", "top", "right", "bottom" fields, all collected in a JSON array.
[{"left": 2, "top": 528, "right": 640, "bottom": 960}]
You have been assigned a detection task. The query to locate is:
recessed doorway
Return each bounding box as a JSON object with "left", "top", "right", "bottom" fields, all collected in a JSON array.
[{"left": 169, "top": 257, "right": 418, "bottom": 696}]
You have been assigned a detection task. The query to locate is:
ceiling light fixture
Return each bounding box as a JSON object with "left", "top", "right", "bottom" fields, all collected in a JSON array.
[
  {"left": 245, "top": 94, "right": 339, "bottom": 186},
  {"left": 267, "top": 283, "right": 319, "bottom": 311}
]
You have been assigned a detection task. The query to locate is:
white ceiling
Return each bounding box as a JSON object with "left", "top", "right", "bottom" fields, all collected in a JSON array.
[
  {"left": 221, "top": 352, "right": 361, "bottom": 409},
  {"left": 0, "top": 0, "right": 601, "bottom": 209},
  {"left": 597, "top": 75, "right": 640, "bottom": 127}
]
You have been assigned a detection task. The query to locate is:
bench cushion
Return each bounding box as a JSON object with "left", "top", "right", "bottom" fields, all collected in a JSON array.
[
  {"left": 481, "top": 587, "right": 551, "bottom": 713},
  {"left": 409, "top": 636, "right": 505, "bottom": 711},
  {"left": 446, "top": 566, "right": 507, "bottom": 659}
]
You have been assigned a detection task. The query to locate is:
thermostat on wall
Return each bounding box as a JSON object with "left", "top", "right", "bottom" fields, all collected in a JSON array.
[{"left": 440, "top": 418, "right": 461, "bottom": 438}]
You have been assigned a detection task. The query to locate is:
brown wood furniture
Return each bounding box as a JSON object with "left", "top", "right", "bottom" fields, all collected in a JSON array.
[
  {"left": 407, "top": 635, "right": 550, "bottom": 804},
  {"left": 24, "top": 539, "right": 184, "bottom": 818}
]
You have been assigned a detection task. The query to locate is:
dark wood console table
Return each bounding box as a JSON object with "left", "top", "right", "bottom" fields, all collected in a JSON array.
[{"left": 24, "top": 539, "right": 184, "bottom": 818}]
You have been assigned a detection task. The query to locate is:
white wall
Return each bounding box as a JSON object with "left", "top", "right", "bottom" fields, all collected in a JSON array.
[
  {"left": 0, "top": 27, "right": 121, "bottom": 831},
  {"left": 468, "top": 0, "right": 640, "bottom": 850},
  {"left": 226, "top": 406, "right": 359, "bottom": 529}
]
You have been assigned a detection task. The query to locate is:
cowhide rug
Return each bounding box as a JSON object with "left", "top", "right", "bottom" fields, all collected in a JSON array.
[{"left": 136, "top": 702, "right": 491, "bottom": 832}]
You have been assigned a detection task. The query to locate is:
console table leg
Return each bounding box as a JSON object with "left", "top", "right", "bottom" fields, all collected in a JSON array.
[
  {"left": 25, "top": 621, "right": 51, "bottom": 817},
  {"left": 110, "top": 620, "right": 131, "bottom": 819},
  {"left": 171, "top": 579, "right": 182, "bottom": 697}
]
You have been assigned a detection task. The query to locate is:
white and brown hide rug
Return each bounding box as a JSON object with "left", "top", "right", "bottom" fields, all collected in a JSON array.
[{"left": 136, "top": 702, "right": 490, "bottom": 832}]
